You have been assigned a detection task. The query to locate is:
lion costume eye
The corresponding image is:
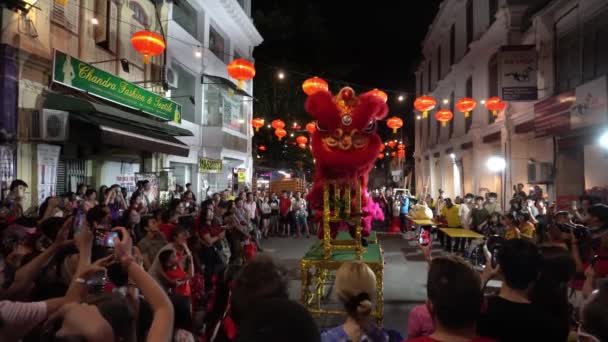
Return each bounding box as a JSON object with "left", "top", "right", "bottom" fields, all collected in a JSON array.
[
  {"left": 362, "top": 119, "right": 376, "bottom": 134},
  {"left": 315, "top": 121, "right": 328, "bottom": 132}
]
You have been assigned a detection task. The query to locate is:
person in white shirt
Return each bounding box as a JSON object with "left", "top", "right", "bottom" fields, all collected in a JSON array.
[
  {"left": 292, "top": 192, "right": 309, "bottom": 238},
  {"left": 260, "top": 196, "right": 272, "bottom": 238},
  {"left": 459, "top": 193, "right": 475, "bottom": 229}
]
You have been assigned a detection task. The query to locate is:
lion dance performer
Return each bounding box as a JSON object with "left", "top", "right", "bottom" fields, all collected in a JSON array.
[{"left": 305, "top": 87, "right": 387, "bottom": 244}]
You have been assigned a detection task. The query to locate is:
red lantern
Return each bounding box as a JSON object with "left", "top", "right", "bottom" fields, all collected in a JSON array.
[
  {"left": 306, "top": 122, "right": 316, "bottom": 134},
  {"left": 456, "top": 97, "right": 477, "bottom": 118},
  {"left": 414, "top": 95, "right": 437, "bottom": 118},
  {"left": 271, "top": 119, "right": 285, "bottom": 130},
  {"left": 131, "top": 31, "right": 166, "bottom": 64},
  {"left": 251, "top": 118, "right": 264, "bottom": 132},
  {"left": 386, "top": 117, "right": 403, "bottom": 133},
  {"left": 378, "top": 153, "right": 385, "bottom": 160},
  {"left": 397, "top": 150, "right": 406, "bottom": 159},
  {"left": 258, "top": 145, "right": 266, "bottom": 152},
  {"left": 397, "top": 143, "right": 405, "bottom": 150},
  {"left": 391, "top": 152, "right": 396, "bottom": 158},
  {"left": 296, "top": 135, "right": 308, "bottom": 145},
  {"left": 227, "top": 59, "right": 256, "bottom": 89},
  {"left": 387, "top": 141, "right": 397, "bottom": 149},
  {"left": 368, "top": 88, "right": 388, "bottom": 103},
  {"left": 379, "top": 144, "right": 385, "bottom": 152},
  {"left": 435, "top": 109, "right": 454, "bottom": 127},
  {"left": 275, "top": 129, "right": 287, "bottom": 141},
  {"left": 485, "top": 97, "right": 507, "bottom": 117},
  {"left": 302, "top": 77, "right": 328, "bottom": 95}
]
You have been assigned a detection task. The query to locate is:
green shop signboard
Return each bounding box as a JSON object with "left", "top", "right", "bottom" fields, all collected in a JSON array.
[
  {"left": 52, "top": 50, "right": 181, "bottom": 123},
  {"left": 199, "top": 158, "right": 223, "bottom": 173}
]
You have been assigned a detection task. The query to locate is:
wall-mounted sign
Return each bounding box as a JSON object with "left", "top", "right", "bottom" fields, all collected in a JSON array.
[
  {"left": 237, "top": 168, "right": 247, "bottom": 183},
  {"left": 199, "top": 158, "right": 223, "bottom": 173},
  {"left": 52, "top": 50, "right": 181, "bottom": 123},
  {"left": 499, "top": 45, "right": 537, "bottom": 101},
  {"left": 571, "top": 75, "right": 608, "bottom": 130},
  {"left": 534, "top": 90, "right": 575, "bottom": 137}
]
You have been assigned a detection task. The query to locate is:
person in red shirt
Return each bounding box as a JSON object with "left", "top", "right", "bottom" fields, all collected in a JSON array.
[
  {"left": 157, "top": 247, "right": 194, "bottom": 298},
  {"left": 279, "top": 191, "right": 292, "bottom": 237},
  {"left": 406, "top": 255, "right": 495, "bottom": 342}
]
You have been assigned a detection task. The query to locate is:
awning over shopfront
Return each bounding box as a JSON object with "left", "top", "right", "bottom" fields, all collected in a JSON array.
[
  {"left": 202, "top": 74, "right": 255, "bottom": 99},
  {"left": 43, "top": 92, "right": 193, "bottom": 157}
]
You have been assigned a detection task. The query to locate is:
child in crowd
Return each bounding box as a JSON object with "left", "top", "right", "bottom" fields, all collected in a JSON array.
[{"left": 158, "top": 248, "right": 194, "bottom": 298}]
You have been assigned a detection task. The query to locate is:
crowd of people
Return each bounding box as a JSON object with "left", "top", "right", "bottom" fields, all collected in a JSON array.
[{"left": 1, "top": 177, "right": 608, "bottom": 342}]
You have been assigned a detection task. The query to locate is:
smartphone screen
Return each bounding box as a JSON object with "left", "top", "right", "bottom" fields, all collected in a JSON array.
[
  {"left": 95, "top": 230, "right": 118, "bottom": 248},
  {"left": 72, "top": 208, "right": 85, "bottom": 234},
  {"left": 419, "top": 227, "right": 431, "bottom": 246}
]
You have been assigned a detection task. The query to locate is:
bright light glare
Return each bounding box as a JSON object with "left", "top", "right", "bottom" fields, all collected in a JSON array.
[
  {"left": 278, "top": 72, "right": 285, "bottom": 79},
  {"left": 486, "top": 156, "right": 506, "bottom": 172},
  {"left": 443, "top": 99, "right": 449, "bottom": 104},
  {"left": 398, "top": 95, "right": 404, "bottom": 101},
  {"left": 600, "top": 131, "right": 608, "bottom": 149},
  {"left": 416, "top": 115, "right": 421, "bottom": 120},
  {"left": 91, "top": 18, "right": 99, "bottom": 25},
  {"left": 480, "top": 99, "right": 486, "bottom": 104},
  {"left": 449, "top": 153, "right": 456, "bottom": 159}
]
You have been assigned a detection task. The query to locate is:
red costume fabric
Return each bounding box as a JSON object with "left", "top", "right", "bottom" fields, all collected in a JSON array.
[{"left": 305, "top": 87, "right": 388, "bottom": 239}]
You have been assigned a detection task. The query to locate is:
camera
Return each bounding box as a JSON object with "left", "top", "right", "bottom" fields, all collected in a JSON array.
[
  {"left": 556, "top": 223, "right": 590, "bottom": 241},
  {"left": 94, "top": 229, "right": 120, "bottom": 248}
]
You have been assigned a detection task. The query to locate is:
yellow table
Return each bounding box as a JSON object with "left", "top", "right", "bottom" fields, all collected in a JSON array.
[
  {"left": 408, "top": 217, "right": 435, "bottom": 226},
  {"left": 439, "top": 228, "right": 484, "bottom": 239}
]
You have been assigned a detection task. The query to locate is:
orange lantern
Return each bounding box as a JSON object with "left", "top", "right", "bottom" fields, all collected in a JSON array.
[
  {"left": 414, "top": 95, "right": 437, "bottom": 118},
  {"left": 131, "top": 31, "right": 166, "bottom": 64},
  {"left": 251, "top": 118, "right": 264, "bottom": 132},
  {"left": 485, "top": 97, "right": 505, "bottom": 117},
  {"left": 302, "top": 77, "right": 329, "bottom": 95},
  {"left": 271, "top": 119, "right": 285, "bottom": 130},
  {"left": 227, "top": 59, "right": 256, "bottom": 89},
  {"left": 435, "top": 109, "right": 454, "bottom": 127},
  {"left": 296, "top": 135, "right": 308, "bottom": 145},
  {"left": 378, "top": 153, "right": 385, "bottom": 160},
  {"left": 306, "top": 122, "right": 316, "bottom": 134},
  {"left": 258, "top": 145, "right": 266, "bottom": 152},
  {"left": 275, "top": 129, "right": 287, "bottom": 141},
  {"left": 386, "top": 116, "right": 403, "bottom": 133},
  {"left": 456, "top": 97, "right": 477, "bottom": 118},
  {"left": 368, "top": 88, "right": 388, "bottom": 103},
  {"left": 391, "top": 152, "right": 396, "bottom": 158},
  {"left": 387, "top": 140, "right": 397, "bottom": 149},
  {"left": 398, "top": 149, "right": 406, "bottom": 159},
  {"left": 397, "top": 143, "right": 405, "bottom": 150},
  {"left": 379, "top": 144, "right": 385, "bottom": 152}
]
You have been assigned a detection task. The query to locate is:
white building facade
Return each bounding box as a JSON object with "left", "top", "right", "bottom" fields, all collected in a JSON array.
[
  {"left": 166, "top": 0, "right": 262, "bottom": 197},
  {"left": 414, "top": 0, "right": 608, "bottom": 207}
]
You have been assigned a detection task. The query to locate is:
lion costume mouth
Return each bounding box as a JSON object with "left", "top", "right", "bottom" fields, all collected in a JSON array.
[{"left": 322, "top": 129, "right": 369, "bottom": 151}]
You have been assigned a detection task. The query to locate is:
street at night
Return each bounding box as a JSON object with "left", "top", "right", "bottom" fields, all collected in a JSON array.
[{"left": 2, "top": 0, "right": 608, "bottom": 341}]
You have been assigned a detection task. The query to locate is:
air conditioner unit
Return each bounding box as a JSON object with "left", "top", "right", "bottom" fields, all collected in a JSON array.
[
  {"left": 165, "top": 66, "right": 178, "bottom": 88},
  {"left": 32, "top": 109, "right": 69, "bottom": 141},
  {"left": 527, "top": 161, "right": 553, "bottom": 184}
]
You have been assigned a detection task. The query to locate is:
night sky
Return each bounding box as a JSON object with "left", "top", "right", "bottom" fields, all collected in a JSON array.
[{"left": 252, "top": 0, "right": 441, "bottom": 95}]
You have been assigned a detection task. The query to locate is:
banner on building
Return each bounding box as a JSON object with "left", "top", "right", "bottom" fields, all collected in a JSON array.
[
  {"left": 37, "top": 144, "right": 61, "bottom": 205},
  {"left": 534, "top": 90, "right": 575, "bottom": 137},
  {"left": 499, "top": 45, "right": 537, "bottom": 101},
  {"left": 52, "top": 50, "right": 182, "bottom": 123},
  {"left": 199, "top": 158, "right": 223, "bottom": 173},
  {"left": 237, "top": 169, "right": 247, "bottom": 183},
  {"left": 571, "top": 75, "right": 608, "bottom": 130}
]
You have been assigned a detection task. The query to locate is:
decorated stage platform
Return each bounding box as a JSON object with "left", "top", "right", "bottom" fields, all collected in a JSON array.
[{"left": 300, "top": 231, "right": 384, "bottom": 323}]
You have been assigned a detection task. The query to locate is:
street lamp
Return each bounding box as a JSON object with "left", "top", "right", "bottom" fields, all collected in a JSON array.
[
  {"left": 449, "top": 153, "right": 456, "bottom": 160},
  {"left": 486, "top": 156, "right": 506, "bottom": 172},
  {"left": 277, "top": 72, "right": 285, "bottom": 80},
  {"left": 398, "top": 95, "right": 404, "bottom": 102},
  {"left": 600, "top": 131, "right": 608, "bottom": 149}
]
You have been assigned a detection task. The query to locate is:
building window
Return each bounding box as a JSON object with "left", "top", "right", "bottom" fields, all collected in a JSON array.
[
  {"left": 209, "top": 26, "right": 226, "bottom": 62},
  {"left": 449, "top": 92, "right": 455, "bottom": 138},
  {"left": 582, "top": 8, "right": 608, "bottom": 82},
  {"left": 428, "top": 61, "right": 432, "bottom": 92},
  {"left": 437, "top": 46, "right": 442, "bottom": 80},
  {"left": 129, "top": 1, "right": 148, "bottom": 27},
  {"left": 465, "top": 76, "right": 473, "bottom": 133},
  {"left": 173, "top": 0, "right": 197, "bottom": 38},
  {"left": 450, "top": 24, "right": 455, "bottom": 66},
  {"left": 488, "top": 53, "right": 498, "bottom": 124},
  {"left": 466, "top": 0, "right": 474, "bottom": 50},
  {"left": 170, "top": 62, "right": 196, "bottom": 123},
  {"left": 555, "top": 7, "right": 581, "bottom": 92},
  {"left": 203, "top": 83, "right": 247, "bottom": 134},
  {"left": 489, "top": 0, "right": 498, "bottom": 26}
]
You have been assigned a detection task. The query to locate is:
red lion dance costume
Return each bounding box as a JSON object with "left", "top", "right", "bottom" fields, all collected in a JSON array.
[{"left": 305, "top": 87, "right": 387, "bottom": 242}]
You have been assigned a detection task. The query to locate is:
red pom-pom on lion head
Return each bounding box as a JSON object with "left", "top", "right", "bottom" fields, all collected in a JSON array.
[{"left": 305, "top": 87, "right": 388, "bottom": 176}]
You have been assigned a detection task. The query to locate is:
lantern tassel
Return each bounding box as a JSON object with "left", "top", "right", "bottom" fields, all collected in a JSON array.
[
  {"left": 465, "top": 111, "right": 470, "bottom": 118},
  {"left": 392, "top": 128, "right": 397, "bottom": 134},
  {"left": 492, "top": 110, "right": 497, "bottom": 117},
  {"left": 423, "top": 111, "right": 428, "bottom": 118},
  {"left": 278, "top": 137, "right": 282, "bottom": 141},
  {"left": 442, "top": 121, "right": 447, "bottom": 127},
  {"left": 237, "top": 80, "right": 244, "bottom": 89},
  {"left": 143, "top": 55, "right": 150, "bottom": 64}
]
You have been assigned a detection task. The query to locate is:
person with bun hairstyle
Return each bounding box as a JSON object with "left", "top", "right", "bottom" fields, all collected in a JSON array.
[{"left": 321, "top": 261, "right": 387, "bottom": 342}]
